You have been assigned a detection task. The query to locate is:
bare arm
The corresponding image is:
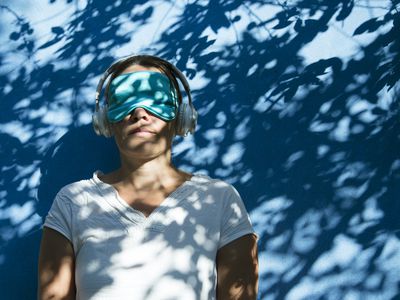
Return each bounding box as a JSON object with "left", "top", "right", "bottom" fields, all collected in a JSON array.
[
  {"left": 216, "top": 234, "right": 258, "bottom": 300},
  {"left": 38, "top": 227, "right": 76, "bottom": 300}
]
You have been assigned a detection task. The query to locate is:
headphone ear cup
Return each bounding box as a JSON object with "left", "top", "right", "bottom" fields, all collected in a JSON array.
[
  {"left": 92, "top": 106, "right": 113, "bottom": 138},
  {"left": 176, "top": 103, "right": 197, "bottom": 137}
]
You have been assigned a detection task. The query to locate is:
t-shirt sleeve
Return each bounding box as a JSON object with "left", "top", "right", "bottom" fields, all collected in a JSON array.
[
  {"left": 218, "top": 184, "right": 256, "bottom": 249},
  {"left": 43, "top": 189, "right": 73, "bottom": 242}
]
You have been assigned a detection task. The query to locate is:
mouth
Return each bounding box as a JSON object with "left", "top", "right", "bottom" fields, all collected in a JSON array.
[{"left": 127, "top": 128, "right": 154, "bottom": 135}]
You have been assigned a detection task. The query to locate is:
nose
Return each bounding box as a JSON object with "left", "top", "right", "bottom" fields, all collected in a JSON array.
[{"left": 128, "top": 107, "right": 150, "bottom": 122}]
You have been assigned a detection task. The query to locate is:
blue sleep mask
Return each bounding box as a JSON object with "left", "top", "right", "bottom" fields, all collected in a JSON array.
[{"left": 107, "top": 71, "right": 178, "bottom": 123}]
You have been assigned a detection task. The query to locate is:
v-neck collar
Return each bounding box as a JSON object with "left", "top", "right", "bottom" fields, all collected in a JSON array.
[{"left": 91, "top": 170, "right": 197, "bottom": 229}]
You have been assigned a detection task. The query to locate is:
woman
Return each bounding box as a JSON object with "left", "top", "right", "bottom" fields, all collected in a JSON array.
[{"left": 38, "top": 54, "right": 258, "bottom": 300}]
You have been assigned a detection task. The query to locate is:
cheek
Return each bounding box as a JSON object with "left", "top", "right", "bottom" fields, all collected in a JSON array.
[
  {"left": 110, "top": 123, "right": 120, "bottom": 135},
  {"left": 162, "top": 119, "right": 176, "bottom": 135},
  {"left": 151, "top": 116, "right": 169, "bottom": 131},
  {"left": 169, "top": 119, "right": 177, "bottom": 136}
]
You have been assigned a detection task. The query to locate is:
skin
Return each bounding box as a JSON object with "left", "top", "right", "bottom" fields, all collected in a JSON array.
[
  {"left": 38, "top": 228, "right": 75, "bottom": 300},
  {"left": 37, "top": 65, "right": 258, "bottom": 299},
  {"left": 217, "top": 234, "right": 259, "bottom": 300}
]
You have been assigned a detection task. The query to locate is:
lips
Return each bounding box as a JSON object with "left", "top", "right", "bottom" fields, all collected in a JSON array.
[{"left": 127, "top": 127, "right": 154, "bottom": 135}]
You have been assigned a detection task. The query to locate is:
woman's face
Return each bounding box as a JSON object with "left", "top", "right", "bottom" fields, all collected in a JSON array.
[{"left": 110, "top": 64, "right": 176, "bottom": 160}]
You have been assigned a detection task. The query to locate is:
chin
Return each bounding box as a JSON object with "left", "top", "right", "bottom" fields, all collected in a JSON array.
[{"left": 120, "top": 141, "right": 169, "bottom": 157}]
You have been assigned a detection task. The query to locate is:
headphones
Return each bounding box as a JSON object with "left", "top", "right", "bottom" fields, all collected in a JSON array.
[{"left": 92, "top": 54, "right": 198, "bottom": 138}]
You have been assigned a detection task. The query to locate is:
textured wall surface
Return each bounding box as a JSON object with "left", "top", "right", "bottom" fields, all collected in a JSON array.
[{"left": 0, "top": 1, "right": 399, "bottom": 299}]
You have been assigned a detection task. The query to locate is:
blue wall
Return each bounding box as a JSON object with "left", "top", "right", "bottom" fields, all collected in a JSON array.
[{"left": 0, "top": 1, "right": 399, "bottom": 299}]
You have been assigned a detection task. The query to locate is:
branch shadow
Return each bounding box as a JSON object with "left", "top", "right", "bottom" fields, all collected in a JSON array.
[{"left": 0, "top": 0, "right": 399, "bottom": 299}]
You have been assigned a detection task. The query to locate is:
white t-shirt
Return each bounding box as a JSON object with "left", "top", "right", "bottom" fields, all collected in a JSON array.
[{"left": 44, "top": 170, "right": 255, "bottom": 300}]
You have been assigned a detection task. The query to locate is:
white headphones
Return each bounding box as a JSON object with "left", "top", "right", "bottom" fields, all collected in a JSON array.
[{"left": 92, "top": 54, "right": 198, "bottom": 138}]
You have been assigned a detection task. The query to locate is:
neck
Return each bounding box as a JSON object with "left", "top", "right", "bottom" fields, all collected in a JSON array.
[{"left": 113, "top": 150, "right": 185, "bottom": 191}]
